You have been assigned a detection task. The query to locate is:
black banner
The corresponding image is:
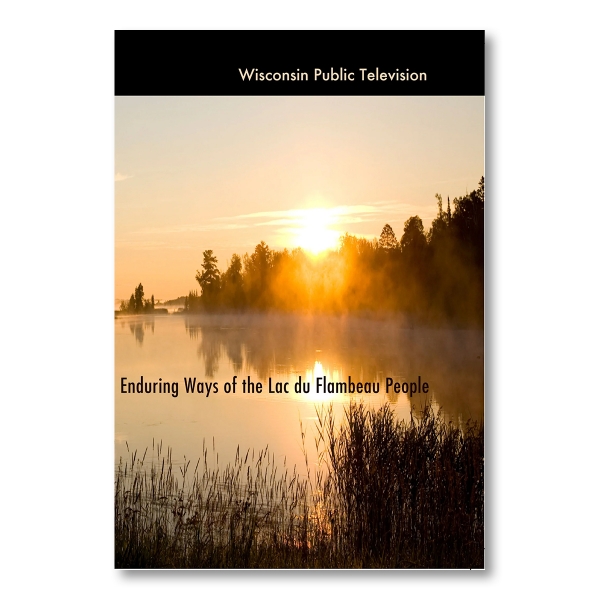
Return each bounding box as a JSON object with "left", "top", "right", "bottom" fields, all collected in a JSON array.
[{"left": 115, "top": 30, "right": 484, "bottom": 96}]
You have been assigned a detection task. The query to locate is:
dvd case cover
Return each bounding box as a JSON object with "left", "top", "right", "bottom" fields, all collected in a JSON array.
[{"left": 115, "top": 30, "right": 484, "bottom": 569}]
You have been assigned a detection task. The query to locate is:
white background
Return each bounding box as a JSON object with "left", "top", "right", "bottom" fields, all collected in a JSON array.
[{"left": 2, "top": 2, "right": 598, "bottom": 598}]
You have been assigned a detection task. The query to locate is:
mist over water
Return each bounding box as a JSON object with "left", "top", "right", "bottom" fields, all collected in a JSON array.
[{"left": 115, "top": 313, "right": 483, "bottom": 470}]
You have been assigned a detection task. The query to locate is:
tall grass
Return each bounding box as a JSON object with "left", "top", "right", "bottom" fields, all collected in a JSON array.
[{"left": 115, "top": 403, "right": 483, "bottom": 568}]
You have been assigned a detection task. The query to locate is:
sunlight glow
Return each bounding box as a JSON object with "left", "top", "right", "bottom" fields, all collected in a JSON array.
[
  {"left": 289, "top": 208, "right": 340, "bottom": 254},
  {"left": 298, "top": 360, "right": 347, "bottom": 403}
]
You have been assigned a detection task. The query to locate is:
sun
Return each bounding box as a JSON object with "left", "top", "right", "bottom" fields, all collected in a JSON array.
[{"left": 292, "top": 208, "right": 339, "bottom": 254}]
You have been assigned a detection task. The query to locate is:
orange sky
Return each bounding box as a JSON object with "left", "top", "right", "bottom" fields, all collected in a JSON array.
[{"left": 115, "top": 96, "right": 483, "bottom": 301}]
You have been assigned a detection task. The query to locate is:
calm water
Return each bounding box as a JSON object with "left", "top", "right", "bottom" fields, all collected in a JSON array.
[{"left": 115, "top": 314, "right": 483, "bottom": 471}]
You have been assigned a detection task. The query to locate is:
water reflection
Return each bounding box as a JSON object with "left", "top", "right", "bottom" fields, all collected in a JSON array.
[
  {"left": 182, "top": 314, "right": 483, "bottom": 420},
  {"left": 121, "top": 317, "right": 155, "bottom": 346},
  {"left": 116, "top": 313, "right": 483, "bottom": 472}
]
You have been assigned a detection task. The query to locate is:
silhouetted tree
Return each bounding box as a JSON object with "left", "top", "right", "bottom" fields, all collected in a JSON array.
[
  {"left": 424, "top": 178, "right": 484, "bottom": 325},
  {"left": 175, "top": 178, "right": 484, "bottom": 325},
  {"left": 400, "top": 216, "right": 427, "bottom": 255},
  {"left": 451, "top": 177, "right": 484, "bottom": 267},
  {"left": 379, "top": 224, "right": 399, "bottom": 251},
  {"left": 196, "top": 250, "right": 221, "bottom": 307},
  {"left": 428, "top": 194, "right": 451, "bottom": 245},
  {"left": 243, "top": 241, "right": 272, "bottom": 307},
  {"left": 222, "top": 253, "right": 245, "bottom": 308},
  {"left": 119, "top": 283, "right": 156, "bottom": 314},
  {"left": 337, "top": 234, "right": 379, "bottom": 311},
  {"left": 184, "top": 289, "right": 202, "bottom": 312}
]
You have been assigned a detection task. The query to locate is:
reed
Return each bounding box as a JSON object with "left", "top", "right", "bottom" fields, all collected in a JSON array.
[{"left": 115, "top": 403, "right": 483, "bottom": 568}]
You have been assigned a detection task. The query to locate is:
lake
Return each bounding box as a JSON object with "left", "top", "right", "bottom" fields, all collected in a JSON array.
[{"left": 115, "top": 313, "right": 483, "bottom": 472}]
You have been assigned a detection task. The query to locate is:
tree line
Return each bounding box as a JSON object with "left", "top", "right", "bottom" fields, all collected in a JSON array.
[
  {"left": 119, "top": 283, "right": 155, "bottom": 314},
  {"left": 185, "top": 177, "right": 484, "bottom": 325}
]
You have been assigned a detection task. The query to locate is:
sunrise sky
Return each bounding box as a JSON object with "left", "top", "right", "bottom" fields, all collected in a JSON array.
[{"left": 115, "top": 96, "right": 483, "bottom": 301}]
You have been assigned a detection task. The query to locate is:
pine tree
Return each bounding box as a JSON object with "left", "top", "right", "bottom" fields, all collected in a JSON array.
[
  {"left": 195, "top": 250, "right": 221, "bottom": 305},
  {"left": 379, "top": 223, "right": 399, "bottom": 251}
]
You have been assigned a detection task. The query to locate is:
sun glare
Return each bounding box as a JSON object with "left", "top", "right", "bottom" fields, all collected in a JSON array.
[
  {"left": 297, "top": 360, "right": 347, "bottom": 403},
  {"left": 292, "top": 208, "right": 339, "bottom": 254}
]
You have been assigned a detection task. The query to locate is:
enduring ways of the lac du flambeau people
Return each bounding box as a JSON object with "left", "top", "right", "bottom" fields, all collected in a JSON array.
[{"left": 120, "top": 374, "right": 430, "bottom": 399}]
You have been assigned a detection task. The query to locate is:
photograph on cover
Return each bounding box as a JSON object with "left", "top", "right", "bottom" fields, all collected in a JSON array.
[{"left": 115, "top": 93, "right": 484, "bottom": 568}]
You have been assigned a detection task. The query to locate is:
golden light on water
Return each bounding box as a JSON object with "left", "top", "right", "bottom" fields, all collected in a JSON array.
[{"left": 297, "top": 360, "right": 348, "bottom": 403}]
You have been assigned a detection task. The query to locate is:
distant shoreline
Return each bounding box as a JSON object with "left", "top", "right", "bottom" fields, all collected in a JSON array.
[{"left": 114, "top": 309, "right": 484, "bottom": 330}]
